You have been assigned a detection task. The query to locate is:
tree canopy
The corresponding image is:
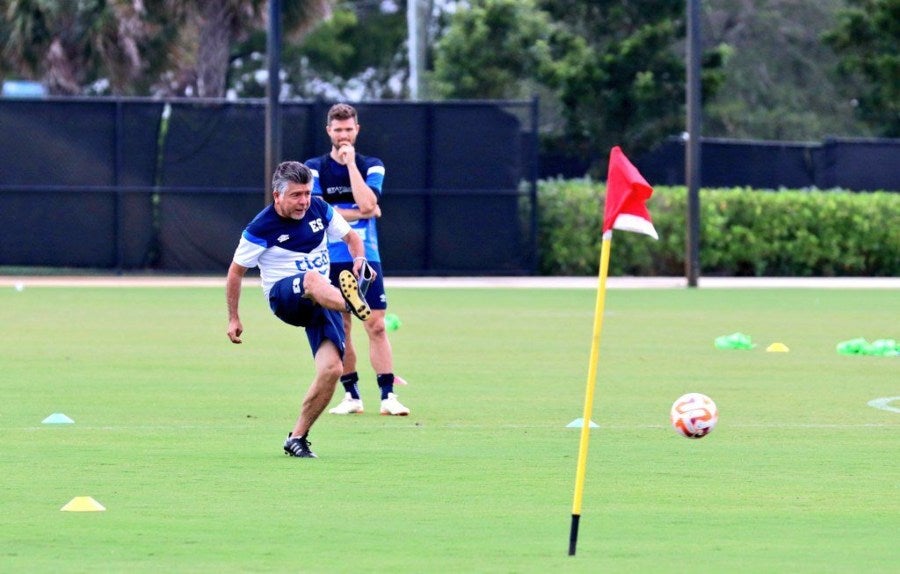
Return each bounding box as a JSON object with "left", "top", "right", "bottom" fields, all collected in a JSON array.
[
  {"left": 703, "top": 0, "right": 873, "bottom": 140},
  {"left": 431, "top": 0, "right": 725, "bottom": 166},
  {"left": 230, "top": 1, "right": 408, "bottom": 99},
  {"left": 824, "top": 0, "right": 899, "bottom": 136},
  {"left": 0, "top": 0, "right": 333, "bottom": 97},
  {"left": 0, "top": 0, "right": 888, "bottom": 150}
]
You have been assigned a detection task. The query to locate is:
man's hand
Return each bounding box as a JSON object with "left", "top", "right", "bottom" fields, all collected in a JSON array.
[
  {"left": 352, "top": 257, "right": 366, "bottom": 278},
  {"left": 337, "top": 143, "right": 355, "bottom": 165},
  {"left": 227, "top": 318, "right": 243, "bottom": 344}
]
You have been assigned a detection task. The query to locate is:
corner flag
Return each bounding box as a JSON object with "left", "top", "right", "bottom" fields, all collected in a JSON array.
[
  {"left": 603, "top": 146, "right": 658, "bottom": 239},
  {"left": 568, "top": 147, "right": 657, "bottom": 556}
]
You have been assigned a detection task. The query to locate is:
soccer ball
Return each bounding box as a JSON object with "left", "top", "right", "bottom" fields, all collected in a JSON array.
[{"left": 670, "top": 393, "right": 718, "bottom": 439}]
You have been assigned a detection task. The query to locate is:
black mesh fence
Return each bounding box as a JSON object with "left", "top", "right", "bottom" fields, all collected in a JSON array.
[
  {"left": 4, "top": 97, "right": 894, "bottom": 274},
  {"left": 631, "top": 136, "right": 900, "bottom": 192},
  {"left": 0, "top": 97, "right": 538, "bottom": 274}
]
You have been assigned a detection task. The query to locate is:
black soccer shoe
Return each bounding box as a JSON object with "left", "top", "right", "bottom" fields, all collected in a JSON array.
[
  {"left": 338, "top": 270, "right": 371, "bottom": 321},
  {"left": 283, "top": 433, "right": 317, "bottom": 458}
]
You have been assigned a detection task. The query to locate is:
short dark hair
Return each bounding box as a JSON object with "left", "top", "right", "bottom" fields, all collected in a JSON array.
[
  {"left": 272, "top": 161, "right": 312, "bottom": 195},
  {"left": 327, "top": 103, "right": 358, "bottom": 124}
]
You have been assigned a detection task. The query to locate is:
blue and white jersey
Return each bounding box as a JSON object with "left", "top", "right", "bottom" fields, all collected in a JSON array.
[
  {"left": 306, "top": 153, "right": 384, "bottom": 264},
  {"left": 232, "top": 197, "right": 351, "bottom": 297}
]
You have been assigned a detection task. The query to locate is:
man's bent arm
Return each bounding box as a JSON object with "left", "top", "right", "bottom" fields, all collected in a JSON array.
[
  {"left": 336, "top": 205, "right": 381, "bottom": 222},
  {"left": 345, "top": 159, "right": 379, "bottom": 214}
]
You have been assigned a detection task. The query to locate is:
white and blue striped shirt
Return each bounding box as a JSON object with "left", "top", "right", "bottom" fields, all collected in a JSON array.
[{"left": 232, "top": 197, "right": 351, "bottom": 297}]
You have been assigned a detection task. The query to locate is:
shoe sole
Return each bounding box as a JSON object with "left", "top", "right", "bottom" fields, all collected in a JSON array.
[
  {"left": 283, "top": 446, "right": 317, "bottom": 458},
  {"left": 380, "top": 411, "right": 409, "bottom": 416},
  {"left": 284, "top": 451, "right": 317, "bottom": 458},
  {"left": 339, "top": 270, "right": 371, "bottom": 321},
  {"left": 329, "top": 409, "right": 364, "bottom": 415}
]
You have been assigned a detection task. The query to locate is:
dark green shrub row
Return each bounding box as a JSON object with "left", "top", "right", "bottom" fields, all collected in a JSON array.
[{"left": 535, "top": 180, "right": 900, "bottom": 276}]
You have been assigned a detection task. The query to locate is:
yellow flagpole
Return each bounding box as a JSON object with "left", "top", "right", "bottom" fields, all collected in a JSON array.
[{"left": 568, "top": 231, "right": 613, "bottom": 556}]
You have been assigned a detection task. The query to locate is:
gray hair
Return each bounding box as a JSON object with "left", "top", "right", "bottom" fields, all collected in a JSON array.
[{"left": 272, "top": 161, "right": 313, "bottom": 195}]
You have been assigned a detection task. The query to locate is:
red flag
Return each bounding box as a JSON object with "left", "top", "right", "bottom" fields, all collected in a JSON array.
[{"left": 602, "top": 146, "right": 658, "bottom": 239}]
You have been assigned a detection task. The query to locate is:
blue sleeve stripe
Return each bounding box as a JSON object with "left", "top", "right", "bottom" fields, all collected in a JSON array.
[
  {"left": 242, "top": 229, "right": 267, "bottom": 247},
  {"left": 310, "top": 167, "right": 323, "bottom": 195},
  {"left": 366, "top": 171, "right": 384, "bottom": 194}
]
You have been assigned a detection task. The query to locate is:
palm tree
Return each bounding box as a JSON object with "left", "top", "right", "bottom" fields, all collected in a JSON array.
[
  {"left": 2, "top": 0, "right": 80, "bottom": 94},
  {"left": 2, "top": 0, "right": 153, "bottom": 94},
  {"left": 158, "top": 0, "right": 334, "bottom": 97},
  {"left": 1, "top": 0, "right": 334, "bottom": 97}
]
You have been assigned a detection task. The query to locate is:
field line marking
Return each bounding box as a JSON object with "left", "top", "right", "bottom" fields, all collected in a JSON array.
[{"left": 868, "top": 397, "right": 900, "bottom": 414}]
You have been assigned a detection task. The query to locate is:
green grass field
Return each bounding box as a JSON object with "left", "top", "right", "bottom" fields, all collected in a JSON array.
[{"left": 1, "top": 284, "right": 897, "bottom": 573}]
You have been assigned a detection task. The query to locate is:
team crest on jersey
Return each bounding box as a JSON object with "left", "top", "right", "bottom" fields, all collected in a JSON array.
[{"left": 277, "top": 234, "right": 290, "bottom": 243}]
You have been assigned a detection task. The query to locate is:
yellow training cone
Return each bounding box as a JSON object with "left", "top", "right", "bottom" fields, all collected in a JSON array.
[
  {"left": 61, "top": 496, "right": 106, "bottom": 512},
  {"left": 766, "top": 342, "right": 790, "bottom": 353}
]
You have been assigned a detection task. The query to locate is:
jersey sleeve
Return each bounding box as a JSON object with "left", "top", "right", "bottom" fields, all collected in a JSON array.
[
  {"left": 308, "top": 163, "right": 323, "bottom": 196},
  {"left": 233, "top": 230, "right": 267, "bottom": 268},
  {"left": 365, "top": 160, "right": 385, "bottom": 196},
  {"left": 325, "top": 204, "right": 352, "bottom": 241}
]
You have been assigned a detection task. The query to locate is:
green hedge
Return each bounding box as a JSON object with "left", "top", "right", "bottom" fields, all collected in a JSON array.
[{"left": 536, "top": 180, "right": 900, "bottom": 276}]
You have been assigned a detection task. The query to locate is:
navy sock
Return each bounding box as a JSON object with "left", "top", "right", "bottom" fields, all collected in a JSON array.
[
  {"left": 377, "top": 373, "right": 395, "bottom": 400},
  {"left": 341, "top": 373, "right": 360, "bottom": 400}
]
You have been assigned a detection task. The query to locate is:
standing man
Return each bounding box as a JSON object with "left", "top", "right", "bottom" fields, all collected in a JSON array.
[
  {"left": 226, "top": 161, "right": 372, "bottom": 458},
  {"left": 305, "top": 103, "right": 410, "bottom": 416}
]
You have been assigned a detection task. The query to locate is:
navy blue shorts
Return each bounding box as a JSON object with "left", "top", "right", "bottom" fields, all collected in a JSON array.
[
  {"left": 330, "top": 261, "right": 387, "bottom": 310},
  {"left": 268, "top": 273, "right": 345, "bottom": 359}
]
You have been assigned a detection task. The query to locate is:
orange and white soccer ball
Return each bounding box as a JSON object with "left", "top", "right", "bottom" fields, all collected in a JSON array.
[{"left": 670, "top": 393, "right": 718, "bottom": 439}]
